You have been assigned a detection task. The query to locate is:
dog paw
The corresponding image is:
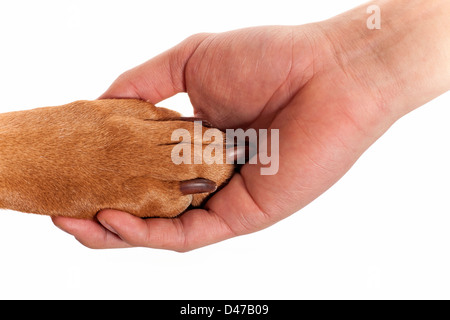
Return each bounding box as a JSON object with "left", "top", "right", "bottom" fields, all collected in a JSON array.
[{"left": 0, "top": 99, "right": 235, "bottom": 219}]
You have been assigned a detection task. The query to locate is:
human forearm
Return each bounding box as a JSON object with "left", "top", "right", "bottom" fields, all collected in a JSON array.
[{"left": 319, "top": 0, "right": 450, "bottom": 118}]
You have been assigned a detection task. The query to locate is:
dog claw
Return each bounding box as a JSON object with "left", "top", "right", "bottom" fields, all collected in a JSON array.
[
  {"left": 226, "top": 145, "right": 249, "bottom": 164},
  {"left": 177, "top": 117, "right": 213, "bottom": 128},
  {"left": 144, "top": 117, "right": 213, "bottom": 128},
  {"left": 225, "top": 141, "right": 256, "bottom": 164},
  {"left": 180, "top": 178, "right": 217, "bottom": 195}
]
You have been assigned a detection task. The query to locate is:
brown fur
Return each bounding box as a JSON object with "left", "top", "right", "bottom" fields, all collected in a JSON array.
[{"left": 0, "top": 99, "right": 234, "bottom": 219}]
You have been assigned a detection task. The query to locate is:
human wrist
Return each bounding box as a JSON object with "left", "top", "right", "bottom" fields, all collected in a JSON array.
[{"left": 317, "top": 0, "right": 450, "bottom": 119}]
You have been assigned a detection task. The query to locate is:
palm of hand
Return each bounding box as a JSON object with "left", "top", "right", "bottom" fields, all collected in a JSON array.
[
  {"left": 185, "top": 26, "right": 390, "bottom": 230},
  {"left": 53, "top": 25, "right": 392, "bottom": 251}
]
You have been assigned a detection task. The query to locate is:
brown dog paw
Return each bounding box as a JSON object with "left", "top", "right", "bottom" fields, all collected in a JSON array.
[{"left": 0, "top": 99, "right": 235, "bottom": 219}]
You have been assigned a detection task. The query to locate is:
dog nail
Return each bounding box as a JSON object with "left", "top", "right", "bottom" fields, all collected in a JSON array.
[
  {"left": 226, "top": 145, "right": 248, "bottom": 163},
  {"left": 178, "top": 117, "right": 213, "bottom": 128},
  {"left": 180, "top": 178, "right": 217, "bottom": 195},
  {"left": 227, "top": 143, "right": 257, "bottom": 164}
]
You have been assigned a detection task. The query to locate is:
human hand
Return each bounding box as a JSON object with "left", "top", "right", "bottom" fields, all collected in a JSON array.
[{"left": 52, "top": 0, "right": 450, "bottom": 251}]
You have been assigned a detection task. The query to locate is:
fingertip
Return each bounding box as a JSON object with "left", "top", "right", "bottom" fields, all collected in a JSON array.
[
  {"left": 97, "top": 76, "right": 141, "bottom": 100},
  {"left": 51, "top": 215, "right": 88, "bottom": 233},
  {"left": 51, "top": 216, "right": 70, "bottom": 234},
  {"left": 96, "top": 33, "right": 210, "bottom": 103},
  {"left": 96, "top": 209, "right": 148, "bottom": 243},
  {"left": 50, "top": 213, "right": 131, "bottom": 249}
]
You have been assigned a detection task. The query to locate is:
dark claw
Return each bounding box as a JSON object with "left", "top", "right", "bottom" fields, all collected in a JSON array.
[
  {"left": 177, "top": 117, "right": 213, "bottom": 128},
  {"left": 226, "top": 145, "right": 249, "bottom": 164},
  {"left": 180, "top": 178, "right": 217, "bottom": 195},
  {"left": 225, "top": 140, "right": 257, "bottom": 164},
  {"left": 144, "top": 117, "right": 214, "bottom": 128}
]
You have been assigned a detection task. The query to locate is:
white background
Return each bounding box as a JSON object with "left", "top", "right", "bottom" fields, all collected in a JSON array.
[{"left": 0, "top": 0, "right": 449, "bottom": 300}]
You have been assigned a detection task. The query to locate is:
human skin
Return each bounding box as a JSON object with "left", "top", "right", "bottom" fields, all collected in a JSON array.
[{"left": 52, "top": 0, "right": 450, "bottom": 251}]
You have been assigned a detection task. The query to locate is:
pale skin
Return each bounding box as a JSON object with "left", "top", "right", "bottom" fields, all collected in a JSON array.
[{"left": 52, "top": 0, "right": 450, "bottom": 251}]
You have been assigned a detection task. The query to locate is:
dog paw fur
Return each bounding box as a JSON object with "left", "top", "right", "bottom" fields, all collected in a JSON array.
[{"left": 0, "top": 99, "right": 235, "bottom": 219}]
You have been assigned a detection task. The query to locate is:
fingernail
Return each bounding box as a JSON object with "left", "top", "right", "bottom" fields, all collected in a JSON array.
[{"left": 180, "top": 178, "right": 217, "bottom": 195}]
